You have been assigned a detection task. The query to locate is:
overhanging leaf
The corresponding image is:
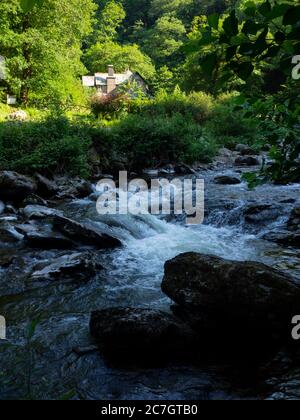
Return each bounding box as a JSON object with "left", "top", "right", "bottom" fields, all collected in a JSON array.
[
  {"left": 208, "top": 13, "right": 219, "bottom": 30},
  {"left": 236, "top": 62, "right": 254, "bottom": 80}
]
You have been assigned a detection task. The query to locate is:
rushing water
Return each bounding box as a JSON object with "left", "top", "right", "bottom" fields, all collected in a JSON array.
[{"left": 0, "top": 169, "right": 300, "bottom": 400}]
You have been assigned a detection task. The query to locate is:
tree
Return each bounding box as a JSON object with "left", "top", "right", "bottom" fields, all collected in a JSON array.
[
  {"left": 92, "top": 0, "right": 126, "bottom": 42},
  {"left": 84, "top": 41, "right": 156, "bottom": 80},
  {"left": 0, "top": 0, "right": 96, "bottom": 106},
  {"left": 143, "top": 15, "right": 186, "bottom": 66}
]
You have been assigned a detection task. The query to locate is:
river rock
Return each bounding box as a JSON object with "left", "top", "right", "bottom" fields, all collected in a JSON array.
[
  {"left": 22, "top": 194, "right": 48, "bottom": 207},
  {"left": 90, "top": 307, "right": 196, "bottom": 365},
  {"left": 174, "top": 164, "right": 197, "bottom": 175},
  {"left": 235, "top": 156, "right": 260, "bottom": 166},
  {"left": 244, "top": 204, "right": 282, "bottom": 224},
  {"left": 162, "top": 253, "right": 300, "bottom": 340},
  {"left": 54, "top": 177, "right": 93, "bottom": 199},
  {"left": 235, "top": 144, "right": 257, "bottom": 156},
  {"left": 22, "top": 205, "right": 63, "bottom": 220},
  {"left": 35, "top": 174, "right": 59, "bottom": 198},
  {"left": 0, "top": 224, "right": 24, "bottom": 243},
  {"left": 0, "top": 171, "right": 37, "bottom": 202},
  {"left": 30, "top": 252, "right": 100, "bottom": 282},
  {"left": 263, "top": 231, "right": 300, "bottom": 248},
  {"left": 214, "top": 175, "right": 241, "bottom": 185},
  {"left": 53, "top": 215, "right": 122, "bottom": 249},
  {"left": 287, "top": 207, "right": 300, "bottom": 232},
  {"left": 25, "top": 231, "right": 75, "bottom": 250}
]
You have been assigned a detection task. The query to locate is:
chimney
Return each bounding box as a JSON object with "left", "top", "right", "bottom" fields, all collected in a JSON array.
[
  {"left": 107, "top": 65, "right": 116, "bottom": 93},
  {"left": 108, "top": 65, "right": 114, "bottom": 77}
]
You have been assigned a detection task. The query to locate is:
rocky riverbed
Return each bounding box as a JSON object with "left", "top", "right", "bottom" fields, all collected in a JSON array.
[{"left": 0, "top": 148, "right": 300, "bottom": 400}]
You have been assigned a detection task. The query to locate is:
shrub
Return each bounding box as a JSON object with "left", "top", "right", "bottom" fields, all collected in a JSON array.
[
  {"left": 0, "top": 116, "right": 92, "bottom": 177},
  {"left": 90, "top": 92, "right": 131, "bottom": 119},
  {"left": 205, "top": 94, "right": 261, "bottom": 149},
  {"left": 140, "top": 89, "right": 214, "bottom": 124},
  {"left": 97, "top": 113, "right": 217, "bottom": 171}
]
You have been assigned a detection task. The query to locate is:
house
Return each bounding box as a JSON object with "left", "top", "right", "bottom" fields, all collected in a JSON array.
[{"left": 82, "top": 65, "right": 148, "bottom": 95}]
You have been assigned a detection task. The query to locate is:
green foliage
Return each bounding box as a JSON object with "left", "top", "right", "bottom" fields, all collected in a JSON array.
[
  {"left": 96, "top": 113, "right": 217, "bottom": 170},
  {"left": 140, "top": 88, "right": 214, "bottom": 124},
  {"left": 90, "top": 91, "right": 131, "bottom": 118},
  {"left": 0, "top": 0, "right": 96, "bottom": 107},
  {"left": 0, "top": 116, "right": 92, "bottom": 176},
  {"left": 205, "top": 93, "right": 261, "bottom": 148},
  {"left": 84, "top": 41, "right": 155, "bottom": 80}
]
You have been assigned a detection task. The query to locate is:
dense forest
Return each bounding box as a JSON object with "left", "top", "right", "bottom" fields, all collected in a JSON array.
[{"left": 0, "top": 0, "right": 299, "bottom": 182}]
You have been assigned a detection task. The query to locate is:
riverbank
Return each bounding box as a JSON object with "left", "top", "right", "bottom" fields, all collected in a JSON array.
[{"left": 0, "top": 149, "right": 300, "bottom": 400}]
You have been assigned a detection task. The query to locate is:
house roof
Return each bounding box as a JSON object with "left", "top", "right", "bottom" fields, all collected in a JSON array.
[{"left": 94, "top": 70, "right": 133, "bottom": 86}]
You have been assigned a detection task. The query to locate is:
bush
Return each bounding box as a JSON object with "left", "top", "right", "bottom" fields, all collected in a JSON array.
[
  {"left": 90, "top": 92, "right": 131, "bottom": 119},
  {"left": 0, "top": 116, "right": 92, "bottom": 177},
  {"left": 205, "top": 94, "right": 261, "bottom": 149},
  {"left": 140, "top": 89, "right": 214, "bottom": 124},
  {"left": 97, "top": 113, "right": 217, "bottom": 171}
]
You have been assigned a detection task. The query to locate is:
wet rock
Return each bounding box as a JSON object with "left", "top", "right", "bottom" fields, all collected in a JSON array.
[
  {"left": 54, "top": 177, "right": 93, "bottom": 199},
  {"left": 53, "top": 215, "right": 122, "bottom": 249},
  {"left": 25, "top": 231, "right": 75, "bottom": 250},
  {"left": 0, "top": 171, "right": 37, "bottom": 202},
  {"left": 35, "top": 174, "right": 59, "bottom": 198},
  {"left": 162, "top": 253, "right": 300, "bottom": 341},
  {"left": 263, "top": 231, "right": 300, "bottom": 248},
  {"left": 0, "top": 201, "right": 4, "bottom": 215},
  {"left": 235, "top": 156, "right": 260, "bottom": 166},
  {"left": 22, "top": 205, "right": 63, "bottom": 220},
  {"left": 174, "top": 164, "right": 197, "bottom": 175},
  {"left": 90, "top": 307, "right": 196, "bottom": 365},
  {"left": 22, "top": 194, "right": 48, "bottom": 207},
  {"left": 0, "top": 253, "right": 14, "bottom": 268},
  {"left": 243, "top": 203, "right": 282, "bottom": 224},
  {"left": 235, "top": 144, "right": 257, "bottom": 156},
  {"left": 287, "top": 207, "right": 300, "bottom": 232},
  {"left": 214, "top": 175, "right": 241, "bottom": 185},
  {"left": 0, "top": 224, "right": 24, "bottom": 243},
  {"left": 30, "top": 252, "right": 100, "bottom": 282}
]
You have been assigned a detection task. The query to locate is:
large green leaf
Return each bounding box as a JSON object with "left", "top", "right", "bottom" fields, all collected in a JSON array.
[
  {"left": 207, "top": 13, "right": 219, "bottom": 30},
  {"left": 258, "top": 1, "right": 271, "bottom": 18},
  {"left": 223, "top": 11, "right": 239, "bottom": 37}
]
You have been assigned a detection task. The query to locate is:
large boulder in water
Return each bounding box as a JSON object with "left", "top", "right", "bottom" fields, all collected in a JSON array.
[
  {"left": 162, "top": 253, "right": 300, "bottom": 343},
  {"left": 90, "top": 307, "right": 196, "bottom": 365},
  {"left": 0, "top": 171, "right": 37, "bottom": 202},
  {"left": 53, "top": 215, "right": 122, "bottom": 249}
]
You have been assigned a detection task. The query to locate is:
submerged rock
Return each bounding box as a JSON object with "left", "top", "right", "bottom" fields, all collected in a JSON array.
[
  {"left": 162, "top": 253, "right": 300, "bottom": 342},
  {"left": 30, "top": 252, "right": 100, "bottom": 282},
  {"left": 53, "top": 215, "right": 122, "bottom": 249},
  {"left": 214, "top": 175, "right": 241, "bottom": 185},
  {"left": 0, "top": 171, "right": 37, "bottom": 202},
  {"left": 90, "top": 307, "right": 196, "bottom": 365}
]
